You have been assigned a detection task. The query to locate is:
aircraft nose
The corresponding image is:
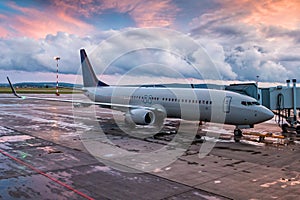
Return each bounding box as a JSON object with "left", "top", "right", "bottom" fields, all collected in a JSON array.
[{"left": 260, "top": 107, "right": 274, "bottom": 121}]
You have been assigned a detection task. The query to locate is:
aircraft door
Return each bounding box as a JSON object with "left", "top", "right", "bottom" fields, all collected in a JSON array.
[{"left": 223, "top": 96, "right": 232, "bottom": 113}]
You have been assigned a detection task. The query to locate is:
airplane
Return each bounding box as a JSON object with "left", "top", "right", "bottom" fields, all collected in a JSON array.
[{"left": 7, "top": 49, "right": 274, "bottom": 142}]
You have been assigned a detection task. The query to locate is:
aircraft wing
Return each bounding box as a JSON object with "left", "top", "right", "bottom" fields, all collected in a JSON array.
[{"left": 6, "top": 77, "right": 162, "bottom": 112}]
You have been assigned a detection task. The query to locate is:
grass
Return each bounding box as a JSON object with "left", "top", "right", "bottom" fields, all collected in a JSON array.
[{"left": 0, "top": 87, "right": 81, "bottom": 94}]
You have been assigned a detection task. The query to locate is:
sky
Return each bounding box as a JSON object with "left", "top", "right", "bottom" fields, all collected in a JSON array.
[{"left": 0, "top": 0, "right": 300, "bottom": 85}]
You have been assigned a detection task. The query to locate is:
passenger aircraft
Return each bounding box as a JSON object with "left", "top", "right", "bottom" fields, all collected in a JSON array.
[{"left": 7, "top": 49, "right": 274, "bottom": 142}]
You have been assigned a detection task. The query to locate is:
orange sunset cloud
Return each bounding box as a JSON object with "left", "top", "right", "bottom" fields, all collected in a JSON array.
[
  {"left": 242, "top": 0, "right": 300, "bottom": 30},
  {"left": 3, "top": 2, "right": 94, "bottom": 39},
  {"left": 52, "top": 0, "right": 179, "bottom": 28},
  {"left": 214, "top": 0, "right": 300, "bottom": 30}
]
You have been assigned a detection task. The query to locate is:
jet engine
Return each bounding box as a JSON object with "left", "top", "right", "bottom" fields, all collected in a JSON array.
[{"left": 125, "top": 109, "right": 155, "bottom": 125}]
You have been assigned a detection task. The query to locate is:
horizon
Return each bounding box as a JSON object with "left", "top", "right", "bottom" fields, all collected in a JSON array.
[{"left": 1, "top": 76, "right": 297, "bottom": 89}]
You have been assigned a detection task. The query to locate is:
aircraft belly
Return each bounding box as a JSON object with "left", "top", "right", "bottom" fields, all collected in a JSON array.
[
  {"left": 167, "top": 104, "right": 203, "bottom": 121},
  {"left": 165, "top": 104, "right": 181, "bottom": 118},
  {"left": 224, "top": 106, "right": 253, "bottom": 125}
]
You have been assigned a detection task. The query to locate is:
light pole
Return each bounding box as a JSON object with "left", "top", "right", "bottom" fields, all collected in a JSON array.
[
  {"left": 256, "top": 75, "right": 259, "bottom": 85},
  {"left": 54, "top": 56, "right": 60, "bottom": 96}
]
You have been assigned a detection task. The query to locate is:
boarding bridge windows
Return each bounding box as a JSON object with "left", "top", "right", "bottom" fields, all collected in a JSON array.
[{"left": 223, "top": 96, "right": 232, "bottom": 113}]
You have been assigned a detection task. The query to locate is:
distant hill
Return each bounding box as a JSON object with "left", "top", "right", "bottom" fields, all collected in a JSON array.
[
  {"left": 0, "top": 82, "right": 82, "bottom": 88},
  {"left": 0, "top": 82, "right": 223, "bottom": 89}
]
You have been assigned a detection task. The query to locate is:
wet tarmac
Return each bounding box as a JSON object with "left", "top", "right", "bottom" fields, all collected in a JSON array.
[{"left": 0, "top": 94, "right": 300, "bottom": 199}]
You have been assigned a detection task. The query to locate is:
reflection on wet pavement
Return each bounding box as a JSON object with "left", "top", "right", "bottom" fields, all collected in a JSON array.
[{"left": 0, "top": 94, "right": 227, "bottom": 200}]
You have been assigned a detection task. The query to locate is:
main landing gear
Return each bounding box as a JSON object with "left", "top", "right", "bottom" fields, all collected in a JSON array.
[{"left": 234, "top": 128, "right": 243, "bottom": 142}]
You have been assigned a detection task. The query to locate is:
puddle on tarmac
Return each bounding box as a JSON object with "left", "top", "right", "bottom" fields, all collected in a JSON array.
[
  {"left": 86, "top": 165, "right": 112, "bottom": 173},
  {"left": 36, "top": 146, "right": 63, "bottom": 154},
  {"left": 193, "top": 191, "right": 224, "bottom": 200},
  {"left": 2, "top": 111, "right": 91, "bottom": 130},
  {"left": 0, "top": 135, "right": 34, "bottom": 143},
  {"left": 0, "top": 175, "right": 80, "bottom": 200},
  {"left": 0, "top": 126, "right": 14, "bottom": 135}
]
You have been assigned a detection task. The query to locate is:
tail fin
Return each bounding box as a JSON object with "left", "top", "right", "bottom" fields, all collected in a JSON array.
[{"left": 80, "top": 49, "right": 109, "bottom": 87}]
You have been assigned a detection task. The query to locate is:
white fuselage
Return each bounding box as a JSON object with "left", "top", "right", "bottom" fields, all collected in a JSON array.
[{"left": 85, "top": 86, "right": 274, "bottom": 126}]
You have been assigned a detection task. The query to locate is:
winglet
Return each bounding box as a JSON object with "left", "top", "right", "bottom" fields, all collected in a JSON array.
[{"left": 7, "top": 77, "right": 22, "bottom": 98}]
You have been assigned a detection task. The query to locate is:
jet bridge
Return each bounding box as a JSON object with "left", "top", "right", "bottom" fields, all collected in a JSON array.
[{"left": 260, "top": 79, "right": 300, "bottom": 135}]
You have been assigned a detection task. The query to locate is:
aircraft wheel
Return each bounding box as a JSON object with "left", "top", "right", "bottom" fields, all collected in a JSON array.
[
  {"left": 296, "top": 126, "right": 300, "bottom": 135},
  {"left": 234, "top": 129, "right": 242, "bottom": 142},
  {"left": 281, "top": 123, "right": 289, "bottom": 133}
]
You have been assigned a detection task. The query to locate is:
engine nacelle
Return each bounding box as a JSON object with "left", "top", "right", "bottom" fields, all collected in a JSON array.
[{"left": 125, "top": 109, "right": 155, "bottom": 125}]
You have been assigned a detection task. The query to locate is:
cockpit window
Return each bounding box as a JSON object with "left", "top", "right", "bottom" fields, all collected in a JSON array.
[{"left": 241, "top": 101, "right": 260, "bottom": 106}]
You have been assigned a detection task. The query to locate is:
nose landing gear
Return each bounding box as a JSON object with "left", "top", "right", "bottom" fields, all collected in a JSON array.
[{"left": 234, "top": 128, "right": 243, "bottom": 142}]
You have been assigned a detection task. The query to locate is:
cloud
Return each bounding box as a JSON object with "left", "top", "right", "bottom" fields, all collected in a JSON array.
[
  {"left": 0, "top": 27, "right": 9, "bottom": 38},
  {"left": 200, "top": 41, "right": 237, "bottom": 80},
  {"left": 0, "top": 32, "right": 95, "bottom": 75},
  {"left": 194, "top": 0, "right": 300, "bottom": 30},
  {"left": 240, "top": 0, "right": 300, "bottom": 30},
  {"left": 1, "top": 26, "right": 297, "bottom": 83},
  {"left": 1, "top": 0, "right": 300, "bottom": 83},
  {"left": 1, "top": 1, "right": 94, "bottom": 39},
  {"left": 261, "top": 25, "right": 300, "bottom": 44},
  {"left": 87, "top": 28, "right": 233, "bottom": 81},
  {"left": 224, "top": 44, "right": 290, "bottom": 81},
  {"left": 0, "top": 28, "right": 237, "bottom": 83},
  {"left": 93, "top": 36, "right": 185, "bottom": 78},
  {"left": 51, "top": 0, "right": 179, "bottom": 28},
  {"left": 1, "top": 0, "right": 180, "bottom": 39},
  {"left": 189, "top": 0, "right": 300, "bottom": 82}
]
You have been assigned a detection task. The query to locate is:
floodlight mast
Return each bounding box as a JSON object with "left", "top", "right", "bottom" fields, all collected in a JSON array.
[
  {"left": 256, "top": 75, "right": 259, "bottom": 85},
  {"left": 54, "top": 56, "right": 60, "bottom": 96}
]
